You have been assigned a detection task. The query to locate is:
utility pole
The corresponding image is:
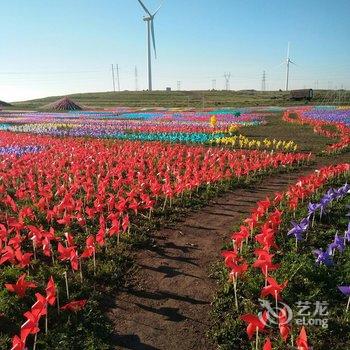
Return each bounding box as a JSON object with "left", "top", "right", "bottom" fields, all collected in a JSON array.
[
  {"left": 116, "top": 64, "right": 120, "bottom": 91},
  {"left": 135, "top": 66, "right": 138, "bottom": 91},
  {"left": 212, "top": 79, "right": 216, "bottom": 90},
  {"left": 224, "top": 72, "right": 231, "bottom": 91},
  {"left": 111, "top": 64, "right": 116, "bottom": 92},
  {"left": 261, "top": 71, "right": 266, "bottom": 91},
  {"left": 177, "top": 81, "right": 181, "bottom": 91}
]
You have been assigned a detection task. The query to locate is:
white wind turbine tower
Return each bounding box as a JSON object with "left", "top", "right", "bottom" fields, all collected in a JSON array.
[
  {"left": 283, "top": 42, "right": 296, "bottom": 91},
  {"left": 137, "top": 0, "right": 162, "bottom": 91}
]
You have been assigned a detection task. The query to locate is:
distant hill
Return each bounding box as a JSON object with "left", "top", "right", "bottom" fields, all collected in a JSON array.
[
  {"left": 0, "top": 100, "right": 12, "bottom": 107},
  {"left": 10, "top": 90, "right": 350, "bottom": 111}
]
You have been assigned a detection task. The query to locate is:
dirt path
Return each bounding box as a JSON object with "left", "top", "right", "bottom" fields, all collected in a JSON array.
[{"left": 109, "top": 154, "right": 349, "bottom": 350}]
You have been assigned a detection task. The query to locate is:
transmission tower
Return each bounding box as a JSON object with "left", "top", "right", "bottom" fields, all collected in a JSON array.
[
  {"left": 177, "top": 81, "right": 181, "bottom": 91},
  {"left": 212, "top": 79, "right": 217, "bottom": 90},
  {"left": 224, "top": 73, "right": 231, "bottom": 91},
  {"left": 111, "top": 64, "right": 116, "bottom": 92},
  {"left": 261, "top": 71, "right": 266, "bottom": 91}
]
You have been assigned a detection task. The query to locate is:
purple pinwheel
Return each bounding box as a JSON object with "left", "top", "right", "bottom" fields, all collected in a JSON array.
[
  {"left": 313, "top": 248, "right": 333, "bottom": 266},
  {"left": 335, "top": 183, "right": 350, "bottom": 199},
  {"left": 338, "top": 285, "right": 350, "bottom": 312},
  {"left": 288, "top": 217, "right": 310, "bottom": 242},
  {"left": 328, "top": 233, "right": 345, "bottom": 254},
  {"left": 308, "top": 202, "right": 321, "bottom": 216}
]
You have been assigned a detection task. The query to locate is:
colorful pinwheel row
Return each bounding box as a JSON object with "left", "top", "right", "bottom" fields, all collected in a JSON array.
[
  {"left": 221, "top": 163, "right": 350, "bottom": 349},
  {"left": 210, "top": 135, "right": 298, "bottom": 152},
  {"left": 283, "top": 109, "right": 350, "bottom": 153}
]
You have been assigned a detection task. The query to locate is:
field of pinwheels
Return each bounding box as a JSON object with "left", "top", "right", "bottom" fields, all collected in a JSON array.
[{"left": 0, "top": 106, "right": 349, "bottom": 350}]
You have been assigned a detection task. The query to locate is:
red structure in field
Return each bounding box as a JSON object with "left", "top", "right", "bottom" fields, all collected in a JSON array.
[{"left": 43, "top": 97, "right": 82, "bottom": 111}]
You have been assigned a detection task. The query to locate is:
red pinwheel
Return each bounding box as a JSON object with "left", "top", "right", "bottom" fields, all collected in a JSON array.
[
  {"left": 5, "top": 274, "right": 37, "bottom": 298},
  {"left": 15, "top": 249, "right": 33, "bottom": 268},
  {"left": 81, "top": 235, "right": 96, "bottom": 258},
  {"left": 263, "top": 338, "right": 272, "bottom": 350},
  {"left": 296, "top": 326, "right": 309, "bottom": 350},
  {"left": 122, "top": 214, "right": 130, "bottom": 233},
  {"left": 261, "top": 277, "right": 288, "bottom": 301},
  {"left": 0, "top": 246, "right": 16, "bottom": 265},
  {"left": 10, "top": 335, "right": 26, "bottom": 350},
  {"left": 57, "top": 243, "right": 78, "bottom": 270},
  {"left": 278, "top": 307, "right": 291, "bottom": 342},
  {"left": 231, "top": 226, "right": 249, "bottom": 250},
  {"left": 253, "top": 251, "right": 279, "bottom": 276},
  {"left": 240, "top": 311, "right": 268, "bottom": 339},
  {"left": 60, "top": 299, "right": 87, "bottom": 312},
  {"left": 45, "top": 276, "right": 56, "bottom": 306}
]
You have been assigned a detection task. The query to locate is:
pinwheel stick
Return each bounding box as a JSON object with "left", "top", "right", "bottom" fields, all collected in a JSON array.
[
  {"left": 311, "top": 214, "right": 315, "bottom": 228},
  {"left": 162, "top": 197, "right": 168, "bottom": 211},
  {"left": 93, "top": 250, "right": 96, "bottom": 275},
  {"left": 33, "top": 333, "right": 38, "bottom": 350},
  {"left": 45, "top": 311, "right": 48, "bottom": 334},
  {"left": 274, "top": 290, "right": 279, "bottom": 310},
  {"left": 79, "top": 259, "right": 83, "bottom": 283},
  {"left": 63, "top": 271, "right": 69, "bottom": 299},
  {"left": 347, "top": 295, "right": 350, "bottom": 312},
  {"left": 233, "top": 276, "right": 238, "bottom": 309},
  {"left": 255, "top": 327, "right": 259, "bottom": 350},
  {"left": 33, "top": 240, "right": 37, "bottom": 260},
  {"left": 56, "top": 286, "right": 60, "bottom": 314}
]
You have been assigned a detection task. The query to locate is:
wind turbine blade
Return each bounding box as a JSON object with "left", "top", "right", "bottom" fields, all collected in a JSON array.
[
  {"left": 290, "top": 60, "right": 297, "bottom": 66},
  {"left": 152, "top": 2, "right": 163, "bottom": 16},
  {"left": 137, "top": 0, "right": 151, "bottom": 16},
  {"left": 151, "top": 20, "right": 157, "bottom": 58},
  {"left": 287, "top": 42, "right": 290, "bottom": 58}
]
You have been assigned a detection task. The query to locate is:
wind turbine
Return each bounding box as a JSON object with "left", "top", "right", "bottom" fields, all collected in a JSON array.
[
  {"left": 137, "top": 0, "right": 162, "bottom": 91},
  {"left": 283, "top": 42, "right": 296, "bottom": 91}
]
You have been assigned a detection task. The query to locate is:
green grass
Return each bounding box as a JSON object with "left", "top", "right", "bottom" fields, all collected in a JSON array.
[
  {"left": 240, "top": 113, "right": 336, "bottom": 153},
  {"left": 9, "top": 90, "right": 350, "bottom": 110}
]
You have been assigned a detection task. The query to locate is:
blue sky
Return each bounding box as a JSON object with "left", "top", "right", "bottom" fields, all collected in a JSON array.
[{"left": 1, "top": 0, "right": 349, "bottom": 101}]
